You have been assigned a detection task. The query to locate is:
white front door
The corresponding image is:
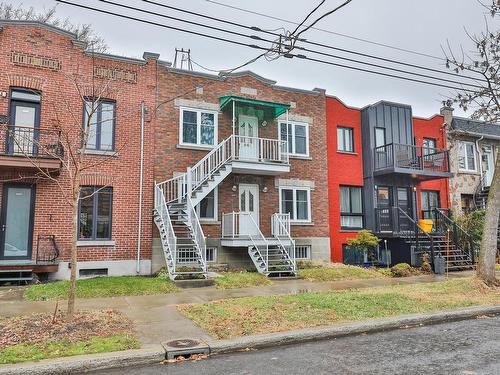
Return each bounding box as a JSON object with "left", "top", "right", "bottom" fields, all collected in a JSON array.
[
  {"left": 238, "top": 115, "right": 259, "bottom": 160},
  {"left": 239, "top": 184, "right": 259, "bottom": 235},
  {"left": 483, "top": 146, "right": 495, "bottom": 186}
]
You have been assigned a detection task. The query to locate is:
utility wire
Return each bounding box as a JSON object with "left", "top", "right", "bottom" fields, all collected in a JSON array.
[
  {"left": 56, "top": 0, "right": 478, "bottom": 93},
  {"left": 93, "top": 0, "right": 484, "bottom": 89},
  {"left": 290, "top": 0, "right": 326, "bottom": 36},
  {"left": 142, "top": 0, "right": 486, "bottom": 83},
  {"left": 205, "top": 0, "right": 444, "bottom": 61}
]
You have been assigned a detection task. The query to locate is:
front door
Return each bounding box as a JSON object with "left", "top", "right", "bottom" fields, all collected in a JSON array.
[
  {"left": 238, "top": 115, "right": 259, "bottom": 160},
  {"left": 8, "top": 90, "right": 41, "bottom": 156},
  {"left": 0, "top": 185, "right": 35, "bottom": 260},
  {"left": 397, "top": 187, "right": 412, "bottom": 232},
  {"left": 376, "top": 186, "right": 392, "bottom": 232},
  {"left": 483, "top": 146, "right": 495, "bottom": 187},
  {"left": 239, "top": 184, "right": 259, "bottom": 235}
]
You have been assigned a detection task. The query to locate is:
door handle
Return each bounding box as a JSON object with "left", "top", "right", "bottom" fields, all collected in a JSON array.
[{"left": 1, "top": 225, "right": 5, "bottom": 232}]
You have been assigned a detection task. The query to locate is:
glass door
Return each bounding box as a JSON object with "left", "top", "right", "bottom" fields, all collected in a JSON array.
[
  {"left": 8, "top": 89, "right": 41, "bottom": 156},
  {"left": 239, "top": 184, "right": 259, "bottom": 235},
  {"left": 376, "top": 186, "right": 392, "bottom": 232},
  {"left": 0, "top": 185, "right": 35, "bottom": 260},
  {"left": 397, "top": 187, "right": 412, "bottom": 232},
  {"left": 238, "top": 115, "right": 259, "bottom": 160}
]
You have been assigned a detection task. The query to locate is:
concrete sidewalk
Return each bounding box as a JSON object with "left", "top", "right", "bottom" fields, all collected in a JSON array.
[{"left": 0, "top": 272, "right": 474, "bottom": 345}]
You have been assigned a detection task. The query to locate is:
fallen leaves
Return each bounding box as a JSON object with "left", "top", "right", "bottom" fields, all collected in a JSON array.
[{"left": 161, "top": 353, "right": 209, "bottom": 364}]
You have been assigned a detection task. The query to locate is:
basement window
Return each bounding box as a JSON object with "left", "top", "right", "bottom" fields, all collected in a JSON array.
[
  {"left": 295, "top": 245, "right": 311, "bottom": 260},
  {"left": 206, "top": 247, "right": 217, "bottom": 262},
  {"left": 79, "top": 268, "right": 108, "bottom": 278}
]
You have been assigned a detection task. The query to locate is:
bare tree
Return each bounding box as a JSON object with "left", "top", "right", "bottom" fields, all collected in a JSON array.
[
  {"left": 444, "top": 0, "right": 499, "bottom": 286},
  {"left": 0, "top": 2, "right": 107, "bottom": 52},
  {"left": 2, "top": 56, "right": 131, "bottom": 318}
]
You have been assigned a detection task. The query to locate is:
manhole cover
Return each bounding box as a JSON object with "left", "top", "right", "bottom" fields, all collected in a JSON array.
[{"left": 166, "top": 339, "right": 200, "bottom": 349}]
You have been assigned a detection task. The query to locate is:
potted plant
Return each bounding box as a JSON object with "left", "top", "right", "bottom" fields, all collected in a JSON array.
[{"left": 347, "top": 230, "right": 381, "bottom": 267}]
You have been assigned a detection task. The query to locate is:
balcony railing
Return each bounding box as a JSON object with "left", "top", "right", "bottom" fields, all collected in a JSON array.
[
  {"left": 374, "top": 143, "right": 449, "bottom": 174},
  {"left": 0, "top": 125, "right": 63, "bottom": 159}
]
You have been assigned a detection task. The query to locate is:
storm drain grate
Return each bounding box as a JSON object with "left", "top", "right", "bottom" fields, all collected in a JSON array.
[{"left": 162, "top": 339, "right": 210, "bottom": 359}]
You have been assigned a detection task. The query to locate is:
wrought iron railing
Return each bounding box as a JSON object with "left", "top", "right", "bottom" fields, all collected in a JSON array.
[
  {"left": 35, "top": 235, "right": 60, "bottom": 264},
  {"left": 1, "top": 125, "right": 63, "bottom": 158},
  {"left": 374, "top": 143, "right": 449, "bottom": 173}
]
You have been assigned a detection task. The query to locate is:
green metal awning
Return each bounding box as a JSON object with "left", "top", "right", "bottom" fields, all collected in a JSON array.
[{"left": 219, "top": 96, "right": 290, "bottom": 121}]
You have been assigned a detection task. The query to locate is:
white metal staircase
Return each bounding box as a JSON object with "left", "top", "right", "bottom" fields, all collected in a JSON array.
[{"left": 154, "top": 135, "right": 289, "bottom": 279}]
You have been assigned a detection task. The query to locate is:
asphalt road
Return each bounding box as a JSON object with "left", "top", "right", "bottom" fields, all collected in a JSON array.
[{"left": 89, "top": 315, "right": 500, "bottom": 375}]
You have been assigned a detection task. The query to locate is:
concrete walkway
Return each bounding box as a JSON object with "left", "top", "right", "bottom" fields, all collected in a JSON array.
[{"left": 0, "top": 272, "right": 475, "bottom": 345}]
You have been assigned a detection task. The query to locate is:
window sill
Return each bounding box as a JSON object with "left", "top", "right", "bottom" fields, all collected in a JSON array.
[
  {"left": 200, "top": 220, "right": 221, "bottom": 225},
  {"left": 84, "top": 149, "right": 119, "bottom": 157},
  {"left": 291, "top": 221, "right": 314, "bottom": 226},
  {"left": 337, "top": 150, "right": 358, "bottom": 156},
  {"left": 77, "top": 240, "right": 116, "bottom": 247},
  {"left": 176, "top": 144, "right": 215, "bottom": 151},
  {"left": 340, "top": 229, "right": 363, "bottom": 232},
  {"left": 289, "top": 155, "right": 312, "bottom": 160},
  {"left": 457, "top": 170, "right": 479, "bottom": 175}
]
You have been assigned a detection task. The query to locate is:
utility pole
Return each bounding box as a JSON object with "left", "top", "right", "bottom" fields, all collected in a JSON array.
[{"left": 173, "top": 48, "right": 193, "bottom": 70}]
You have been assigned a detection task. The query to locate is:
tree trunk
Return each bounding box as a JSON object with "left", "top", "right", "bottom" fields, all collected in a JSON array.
[
  {"left": 477, "top": 152, "right": 500, "bottom": 285},
  {"left": 66, "top": 199, "right": 79, "bottom": 319}
]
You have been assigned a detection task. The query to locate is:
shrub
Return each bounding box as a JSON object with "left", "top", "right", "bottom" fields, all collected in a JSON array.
[
  {"left": 376, "top": 268, "right": 394, "bottom": 277},
  {"left": 391, "top": 263, "right": 420, "bottom": 277}
]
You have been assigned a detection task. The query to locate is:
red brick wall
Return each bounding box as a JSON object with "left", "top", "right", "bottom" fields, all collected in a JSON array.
[
  {"left": 155, "top": 68, "right": 330, "bottom": 239},
  {"left": 326, "top": 97, "right": 364, "bottom": 262},
  {"left": 0, "top": 23, "right": 157, "bottom": 263},
  {"left": 413, "top": 115, "right": 451, "bottom": 216}
]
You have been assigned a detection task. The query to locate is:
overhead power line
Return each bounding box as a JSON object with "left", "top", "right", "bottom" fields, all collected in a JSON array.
[
  {"left": 56, "top": 0, "right": 479, "bottom": 93},
  {"left": 141, "top": 0, "right": 486, "bottom": 84},
  {"left": 205, "top": 0, "right": 444, "bottom": 61}
]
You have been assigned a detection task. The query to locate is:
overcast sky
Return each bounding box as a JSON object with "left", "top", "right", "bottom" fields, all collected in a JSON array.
[{"left": 6, "top": 0, "right": 495, "bottom": 117}]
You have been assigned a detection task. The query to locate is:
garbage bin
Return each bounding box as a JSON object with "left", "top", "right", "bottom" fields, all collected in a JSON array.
[
  {"left": 418, "top": 219, "right": 433, "bottom": 233},
  {"left": 434, "top": 255, "right": 445, "bottom": 275}
]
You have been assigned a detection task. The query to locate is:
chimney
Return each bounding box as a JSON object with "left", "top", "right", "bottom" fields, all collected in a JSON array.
[{"left": 440, "top": 101, "right": 454, "bottom": 127}]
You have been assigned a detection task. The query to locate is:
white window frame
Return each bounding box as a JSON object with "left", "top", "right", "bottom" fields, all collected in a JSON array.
[
  {"left": 279, "top": 186, "right": 312, "bottom": 223},
  {"left": 337, "top": 126, "right": 354, "bottom": 153},
  {"left": 206, "top": 247, "right": 217, "bottom": 263},
  {"left": 196, "top": 187, "right": 218, "bottom": 222},
  {"left": 458, "top": 141, "right": 477, "bottom": 172},
  {"left": 179, "top": 106, "right": 218, "bottom": 147},
  {"left": 295, "top": 245, "right": 311, "bottom": 260},
  {"left": 278, "top": 121, "right": 310, "bottom": 157}
]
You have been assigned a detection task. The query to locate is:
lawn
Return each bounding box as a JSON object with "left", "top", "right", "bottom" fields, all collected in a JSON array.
[
  {"left": 24, "top": 276, "right": 179, "bottom": 301},
  {"left": 0, "top": 310, "right": 139, "bottom": 364},
  {"left": 214, "top": 271, "right": 273, "bottom": 289},
  {"left": 178, "top": 278, "right": 500, "bottom": 339},
  {"left": 298, "top": 263, "right": 385, "bottom": 282}
]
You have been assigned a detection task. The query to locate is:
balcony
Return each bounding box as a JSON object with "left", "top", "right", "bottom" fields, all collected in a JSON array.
[
  {"left": 373, "top": 143, "right": 451, "bottom": 179},
  {"left": 0, "top": 125, "right": 62, "bottom": 173}
]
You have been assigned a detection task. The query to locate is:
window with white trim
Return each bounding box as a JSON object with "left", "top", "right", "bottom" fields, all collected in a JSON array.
[
  {"left": 279, "top": 187, "right": 311, "bottom": 222},
  {"left": 295, "top": 245, "right": 311, "bottom": 260},
  {"left": 458, "top": 141, "right": 476, "bottom": 172},
  {"left": 279, "top": 121, "right": 309, "bottom": 157},
  {"left": 337, "top": 126, "right": 354, "bottom": 152},
  {"left": 196, "top": 188, "right": 218, "bottom": 221},
  {"left": 179, "top": 107, "right": 218, "bottom": 147},
  {"left": 206, "top": 247, "right": 217, "bottom": 262}
]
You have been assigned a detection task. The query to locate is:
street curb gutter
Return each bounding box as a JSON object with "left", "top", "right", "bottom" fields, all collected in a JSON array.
[
  {"left": 1, "top": 305, "right": 499, "bottom": 374},
  {"left": 208, "top": 305, "right": 500, "bottom": 354}
]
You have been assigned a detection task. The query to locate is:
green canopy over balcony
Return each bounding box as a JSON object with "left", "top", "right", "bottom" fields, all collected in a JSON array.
[{"left": 219, "top": 96, "right": 290, "bottom": 122}]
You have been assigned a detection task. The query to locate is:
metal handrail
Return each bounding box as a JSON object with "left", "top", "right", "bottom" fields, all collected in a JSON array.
[
  {"left": 271, "top": 213, "right": 296, "bottom": 272},
  {"left": 0, "top": 124, "right": 63, "bottom": 158},
  {"left": 154, "top": 184, "right": 177, "bottom": 272},
  {"left": 186, "top": 196, "right": 207, "bottom": 272},
  {"left": 35, "top": 234, "right": 60, "bottom": 264}
]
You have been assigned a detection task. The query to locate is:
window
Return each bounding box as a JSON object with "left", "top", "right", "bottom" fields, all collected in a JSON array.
[
  {"left": 280, "top": 187, "right": 311, "bottom": 222},
  {"left": 337, "top": 126, "right": 354, "bottom": 152},
  {"left": 340, "top": 186, "right": 363, "bottom": 229},
  {"left": 461, "top": 194, "right": 474, "bottom": 213},
  {"left": 206, "top": 247, "right": 217, "bottom": 263},
  {"left": 84, "top": 99, "right": 115, "bottom": 151},
  {"left": 177, "top": 248, "right": 198, "bottom": 263},
  {"left": 279, "top": 122, "right": 309, "bottom": 156},
  {"left": 180, "top": 107, "right": 217, "bottom": 147},
  {"left": 375, "top": 127, "right": 386, "bottom": 147},
  {"left": 196, "top": 188, "right": 217, "bottom": 221},
  {"left": 78, "top": 186, "right": 112, "bottom": 240},
  {"left": 458, "top": 141, "right": 476, "bottom": 172},
  {"left": 421, "top": 190, "right": 440, "bottom": 219},
  {"left": 295, "top": 245, "right": 311, "bottom": 260}
]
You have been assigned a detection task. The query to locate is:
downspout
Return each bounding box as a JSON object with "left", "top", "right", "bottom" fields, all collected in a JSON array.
[
  {"left": 475, "top": 135, "right": 484, "bottom": 179},
  {"left": 136, "top": 102, "right": 146, "bottom": 273}
]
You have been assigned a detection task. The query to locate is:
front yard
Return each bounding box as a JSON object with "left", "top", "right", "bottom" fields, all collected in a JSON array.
[
  {"left": 0, "top": 310, "right": 139, "bottom": 364},
  {"left": 24, "top": 275, "right": 179, "bottom": 301},
  {"left": 297, "top": 262, "right": 386, "bottom": 282},
  {"left": 178, "top": 278, "right": 500, "bottom": 339}
]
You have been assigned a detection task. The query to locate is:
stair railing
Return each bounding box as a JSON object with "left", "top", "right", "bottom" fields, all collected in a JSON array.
[
  {"left": 434, "top": 208, "right": 477, "bottom": 264},
  {"left": 35, "top": 235, "right": 60, "bottom": 264},
  {"left": 396, "top": 206, "right": 436, "bottom": 268},
  {"left": 154, "top": 183, "right": 178, "bottom": 273},
  {"left": 186, "top": 196, "right": 207, "bottom": 272},
  {"left": 473, "top": 171, "right": 487, "bottom": 210},
  {"left": 271, "top": 213, "right": 296, "bottom": 272}
]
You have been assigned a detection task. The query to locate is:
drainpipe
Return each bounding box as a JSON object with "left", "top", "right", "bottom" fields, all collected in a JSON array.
[
  {"left": 136, "top": 102, "right": 146, "bottom": 274},
  {"left": 475, "top": 136, "right": 484, "bottom": 179}
]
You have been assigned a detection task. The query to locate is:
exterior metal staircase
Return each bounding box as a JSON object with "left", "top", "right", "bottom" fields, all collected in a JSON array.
[{"left": 154, "top": 135, "right": 290, "bottom": 279}]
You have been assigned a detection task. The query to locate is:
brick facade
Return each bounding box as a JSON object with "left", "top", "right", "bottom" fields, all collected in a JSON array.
[{"left": 0, "top": 21, "right": 157, "bottom": 278}]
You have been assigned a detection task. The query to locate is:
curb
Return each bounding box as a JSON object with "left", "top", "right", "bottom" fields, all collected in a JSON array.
[{"left": 1, "top": 305, "right": 498, "bottom": 374}]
